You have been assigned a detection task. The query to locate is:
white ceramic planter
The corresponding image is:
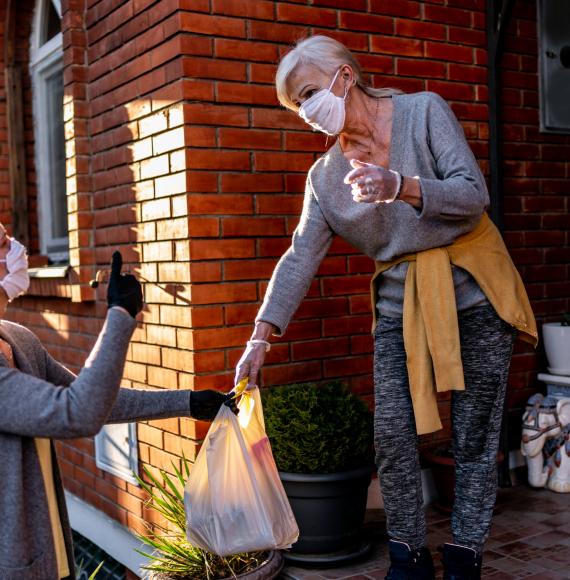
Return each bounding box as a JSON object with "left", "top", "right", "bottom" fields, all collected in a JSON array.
[{"left": 543, "top": 323, "right": 570, "bottom": 376}]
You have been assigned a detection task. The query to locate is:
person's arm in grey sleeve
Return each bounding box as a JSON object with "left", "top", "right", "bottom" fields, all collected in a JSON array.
[
  {"left": 235, "top": 177, "right": 333, "bottom": 390},
  {"left": 42, "top": 350, "right": 193, "bottom": 423},
  {"left": 0, "top": 308, "right": 136, "bottom": 438},
  {"left": 417, "top": 92, "right": 489, "bottom": 221},
  {"left": 42, "top": 348, "right": 75, "bottom": 386},
  {"left": 255, "top": 176, "right": 334, "bottom": 335},
  {"left": 106, "top": 388, "right": 192, "bottom": 422},
  {"left": 43, "top": 341, "right": 231, "bottom": 422}
]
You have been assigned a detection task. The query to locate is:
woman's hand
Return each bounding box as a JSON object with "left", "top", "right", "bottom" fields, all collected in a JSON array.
[
  {"left": 344, "top": 159, "right": 401, "bottom": 204},
  {"left": 235, "top": 342, "right": 267, "bottom": 390},
  {"left": 234, "top": 321, "right": 276, "bottom": 390}
]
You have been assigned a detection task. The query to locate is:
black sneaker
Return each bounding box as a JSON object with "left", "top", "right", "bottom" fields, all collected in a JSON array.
[
  {"left": 385, "top": 540, "right": 435, "bottom": 580},
  {"left": 442, "top": 543, "right": 482, "bottom": 580}
]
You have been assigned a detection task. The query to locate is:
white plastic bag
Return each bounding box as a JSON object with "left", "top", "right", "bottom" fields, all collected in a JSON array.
[{"left": 184, "top": 386, "right": 299, "bottom": 556}]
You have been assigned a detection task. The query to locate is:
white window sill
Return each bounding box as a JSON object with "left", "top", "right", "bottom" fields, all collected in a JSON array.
[{"left": 28, "top": 265, "right": 69, "bottom": 279}]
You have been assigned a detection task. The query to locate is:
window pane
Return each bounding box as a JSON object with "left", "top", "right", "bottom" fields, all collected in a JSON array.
[
  {"left": 45, "top": 67, "right": 68, "bottom": 242},
  {"left": 42, "top": 0, "right": 61, "bottom": 45}
]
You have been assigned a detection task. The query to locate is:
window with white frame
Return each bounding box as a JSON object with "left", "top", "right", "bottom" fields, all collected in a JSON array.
[{"left": 30, "top": 0, "right": 68, "bottom": 263}]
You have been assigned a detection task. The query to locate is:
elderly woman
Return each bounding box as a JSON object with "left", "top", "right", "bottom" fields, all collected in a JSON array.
[
  {"left": 234, "top": 36, "right": 536, "bottom": 580},
  {"left": 0, "top": 229, "right": 230, "bottom": 579}
]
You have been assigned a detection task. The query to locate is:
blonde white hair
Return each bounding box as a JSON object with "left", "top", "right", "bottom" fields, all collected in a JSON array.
[{"left": 276, "top": 35, "right": 402, "bottom": 111}]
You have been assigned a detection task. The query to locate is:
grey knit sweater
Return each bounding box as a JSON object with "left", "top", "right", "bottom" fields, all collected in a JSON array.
[
  {"left": 0, "top": 309, "right": 193, "bottom": 579},
  {"left": 256, "top": 91, "right": 489, "bottom": 333}
]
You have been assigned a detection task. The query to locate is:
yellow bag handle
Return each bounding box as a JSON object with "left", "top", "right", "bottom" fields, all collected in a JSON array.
[
  {"left": 233, "top": 377, "right": 249, "bottom": 398},
  {"left": 232, "top": 377, "right": 256, "bottom": 428}
]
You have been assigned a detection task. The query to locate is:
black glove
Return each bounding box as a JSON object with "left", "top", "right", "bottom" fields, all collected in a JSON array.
[
  {"left": 190, "top": 390, "right": 237, "bottom": 421},
  {"left": 107, "top": 251, "right": 143, "bottom": 318}
]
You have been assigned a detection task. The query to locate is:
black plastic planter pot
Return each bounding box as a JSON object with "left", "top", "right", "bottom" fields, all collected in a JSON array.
[{"left": 280, "top": 464, "right": 374, "bottom": 566}]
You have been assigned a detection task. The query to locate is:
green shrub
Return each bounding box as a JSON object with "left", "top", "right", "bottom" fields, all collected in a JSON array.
[{"left": 261, "top": 381, "right": 374, "bottom": 474}]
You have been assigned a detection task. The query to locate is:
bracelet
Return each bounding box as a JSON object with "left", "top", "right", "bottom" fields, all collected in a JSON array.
[
  {"left": 389, "top": 170, "right": 404, "bottom": 201},
  {"left": 248, "top": 339, "right": 271, "bottom": 352}
]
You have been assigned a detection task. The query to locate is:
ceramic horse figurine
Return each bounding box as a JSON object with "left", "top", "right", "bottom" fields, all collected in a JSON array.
[{"left": 521, "top": 394, "right": 570, "bottom": 491}]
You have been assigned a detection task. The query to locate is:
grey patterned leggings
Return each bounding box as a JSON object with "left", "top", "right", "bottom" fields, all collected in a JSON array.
[{"left": 373, "top": 305, "right": 516, "bottom": 553}]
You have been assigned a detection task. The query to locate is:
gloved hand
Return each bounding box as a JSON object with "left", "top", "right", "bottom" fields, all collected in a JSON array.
[
  {"left": 107, "top": 251, "right": 143, "bottom": 318},
  {"left": 190, "top": 390, "right": 237, "bottom": 421},
  {"left": 234, "top": 341, "right": 267, "bottom": 391},
  {"left": 344, "top": 159, "right": 402, "bottom": 204}
]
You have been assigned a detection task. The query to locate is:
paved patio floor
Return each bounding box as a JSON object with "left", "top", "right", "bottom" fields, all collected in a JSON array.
[{"left": 280, "top": 484, "right": 570, "bottom": 579}]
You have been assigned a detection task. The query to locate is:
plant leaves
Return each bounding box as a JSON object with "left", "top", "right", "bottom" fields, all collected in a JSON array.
[{"left": 261, "top": 381, "right": 374, "bottom": 473}]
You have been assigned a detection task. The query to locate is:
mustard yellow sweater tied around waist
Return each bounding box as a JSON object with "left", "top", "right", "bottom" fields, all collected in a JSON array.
[{"left": 371, "top": 213, "right": 538, "bottom": 436}]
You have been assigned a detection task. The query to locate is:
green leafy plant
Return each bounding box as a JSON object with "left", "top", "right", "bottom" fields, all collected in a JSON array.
[
  {"left": 135, "top": 458, "right": 266, "bottom": 579},
  {"left": 261, "top": 381, "right": 374, "bottom": 474},
  {"left": 561, "top": 312, "right": 570, "bottom": 327},
  {"left": 75, "top": 559, "right": 104, "bottom": 579},
  {"left": 88, "top": 561, "right": 104, "bottom": 580}
]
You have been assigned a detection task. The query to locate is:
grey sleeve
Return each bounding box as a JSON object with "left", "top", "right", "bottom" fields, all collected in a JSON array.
[
  {"left": 43, "top": 352, "right": 192, "bottom": 424},
  {"left": 0, "top": 308, "right": 136, "bottom": 439},
  {"left": 255, "top": 177, "right": 333, "bottom": 335},
  {"left": 417, "top": 92, "right": 489, "bottom": 220},
  {"left": 106, "top": 388, "right": 192, "bottom": 423},
  {"left": 43, "top": 348, "right": 76, "bottom": 386}
]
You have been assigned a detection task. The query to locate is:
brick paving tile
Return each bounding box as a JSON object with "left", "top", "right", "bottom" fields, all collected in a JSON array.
[
  {"left": 524, "top": 530, "right": 570, "bottom": 548},
  {"left": 279, "top": 485, "right": 570, "bottom": 580},
  {"left": 527, "top": 556, "right": 569, "bottom": 572},
  {"left": 484, "top": 555, "right": 545, "bottom": 575},
  {"left": 497, "top": 524, "right": 552, "bottom": 542},
  {"left": 484, "top": 549, "right": 508, "bottom": 562},
  {"left": 545, "top": 513, "right": 570, "bottom": 527},
  {"left": 550, "top": 549, "right": 570, "bottom": 565},
  {"left": 488, "top": 532, "right": 532, "bottom": 548},
  {"left": 362, "top": 568, "right": 389, "bottom": 579},
  {"left": 494, "top": 540, "right": 547, "bottom": 560},
  {"left": 524, "top": 573, "right": 569, "bottom": 580},
  {"left": 555, "top": 523, "right": 570, "bottom": 535}
]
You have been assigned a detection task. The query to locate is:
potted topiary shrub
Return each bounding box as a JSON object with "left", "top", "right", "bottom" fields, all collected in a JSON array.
[
  {"left": 543, "top": 313, "right": 570, "bottom": 376},
  {"left": 135, "top": 459, "right": 284, "bottom": 579},
  {"left": 261, "top": 381, "right": 375, "bottom": 565}
]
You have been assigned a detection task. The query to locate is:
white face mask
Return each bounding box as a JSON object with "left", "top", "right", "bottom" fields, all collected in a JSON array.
[
  {"left": 0, "top": 239, "right": 29, "bottom": 302},
  {"left": 298, "top": 69, "right": 350, "bottom": 136}
]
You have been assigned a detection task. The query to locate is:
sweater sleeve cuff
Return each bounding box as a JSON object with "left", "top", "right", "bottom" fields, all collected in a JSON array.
[
  {"left": 106, "top": 306, "right": 138, "bottom": 333},
  {"left": 416, "top": 177, "right": 445, "bottom": 219},
  {"left": 254, "top": 307, "right": 291, "bottom": 337},
  {"left": 176, "top": 390, "right": 193, "bottom": 418}
]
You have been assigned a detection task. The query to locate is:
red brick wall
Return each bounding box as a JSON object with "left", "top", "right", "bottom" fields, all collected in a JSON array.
[
  {"left": 0, "top": 0, "right": 39, "bottom": 251},
  {"left": 173, "top": 0, "right": 570, "bottom": 440},
  {"left": 500, "top": 1, "right": 570, "bottom": 423},
  {"left": 0, "top": 0, "right": 567, "bottom": 539}
]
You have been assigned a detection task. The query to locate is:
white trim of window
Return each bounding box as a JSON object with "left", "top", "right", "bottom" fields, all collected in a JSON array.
[
  {"left": 30, "top": 0, "right": 62, "bottom": 52},
  {"left": 65, "top": 491, "right": 151, "bottom": 576},
  {"left": 30, "top": 32, "right": 62, "bottom": 68},
  {"left": 30, "top": 0, "right": 68, "bottom": 262},
  {"left": 95, "top": 423, "right": 140, "bottom": 486}
]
